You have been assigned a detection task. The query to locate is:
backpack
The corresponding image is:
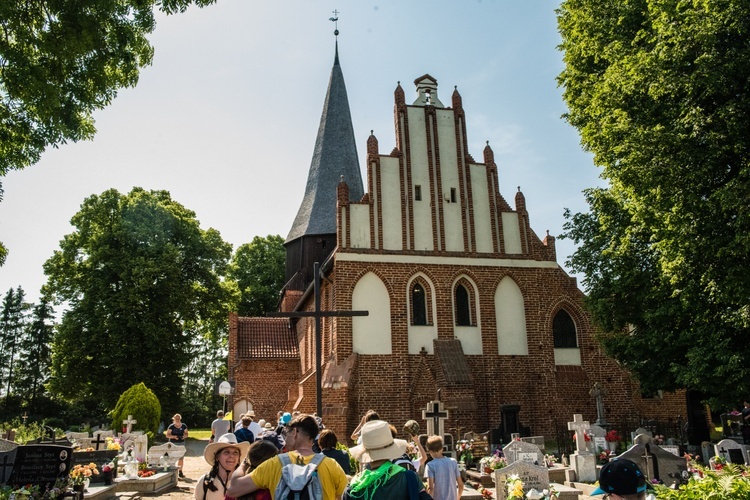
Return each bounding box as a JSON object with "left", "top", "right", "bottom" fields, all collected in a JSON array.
[{"left": 274, "top": 452, "right": 325, "bottom": 500}]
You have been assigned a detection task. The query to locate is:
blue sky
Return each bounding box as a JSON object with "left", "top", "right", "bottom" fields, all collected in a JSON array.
[{"left": 0, "top": 0, "right": 602, "bottom": 303}]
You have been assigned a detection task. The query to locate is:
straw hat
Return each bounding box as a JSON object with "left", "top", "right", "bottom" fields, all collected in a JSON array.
[
  {"left": 349, "top": 420, "right": 407, "bottom": 463},
  {"left": 203, "top": 433, "right": 250, "bottom": 465}
]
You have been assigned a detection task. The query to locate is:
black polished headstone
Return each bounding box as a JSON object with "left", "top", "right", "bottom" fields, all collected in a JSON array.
[{"left": 7, "top": 444, "right": 72, "bottom": 488}]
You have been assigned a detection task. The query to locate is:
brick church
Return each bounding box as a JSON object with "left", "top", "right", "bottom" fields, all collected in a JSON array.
[{"left": 227, "top": 39, "right": 689, "bottom": 443}]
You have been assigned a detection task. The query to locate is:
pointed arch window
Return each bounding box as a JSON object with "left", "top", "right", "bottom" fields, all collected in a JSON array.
[
  {"left": 553, "top": 309, "right": 577, "bottom": 348},
  {"left": 412, "top": 283, "right": 427, "bottom": 326},
  {"left": 455, "top": 284, "right": 472, "bottom": 326}
]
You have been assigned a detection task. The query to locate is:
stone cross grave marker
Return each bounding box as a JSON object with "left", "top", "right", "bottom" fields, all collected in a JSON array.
[
  {"left": 123, "top": 415, "right": 137, "bottom": 433},
  {"left": 567, "top": 414, "right": 591, "bottom": 454},
  {"left": 0, "top": 449, "right": 17, "bottom": 484},
  {"left": 494, "top": 461, "right": 550, "bottom": 500},
  {"left": 503, "top": 439, "right": 544, "bottom": 465},
  {"left": 618, "top": 442, "right": 687, "bottom": 487},
  {"left": 422, "top": 401, "right": 449, "bottom": 437}
]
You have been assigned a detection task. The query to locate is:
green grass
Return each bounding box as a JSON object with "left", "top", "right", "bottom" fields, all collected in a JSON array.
[{"left": 188, "top": 428, "right": 212, "bottom": 440}]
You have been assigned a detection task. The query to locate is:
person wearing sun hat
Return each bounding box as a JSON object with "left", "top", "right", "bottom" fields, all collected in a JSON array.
[
  {"left": 345, "top": 420, "right": 428, "bottom": 499},
  {"left": 195, "top": 433, "right": 250, "bottom": 500},
  {"left": 591, "top": 458, "right": 653, "bottom": 500}
]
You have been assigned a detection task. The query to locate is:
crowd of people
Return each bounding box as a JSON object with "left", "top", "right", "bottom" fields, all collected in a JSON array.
[
  {"left": 191, "top": 409, "right": 463, "bottom": 500},
  {"left": 194, "top": 409, "right": 653, "bottom": 500}
]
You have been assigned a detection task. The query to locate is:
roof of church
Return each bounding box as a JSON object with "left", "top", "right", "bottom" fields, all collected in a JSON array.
[
  {"left": 236, "top": 317, "right": 298, "bottom": 359},
  {"left": 286, "top": 40, "right": 364, "bottom": 243}
]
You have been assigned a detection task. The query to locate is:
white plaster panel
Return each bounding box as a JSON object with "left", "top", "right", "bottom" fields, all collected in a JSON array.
[
  {"left": 554, "top": 348, "right": 581, "bottom": 366},
  {"left": 349, "top": 204, "right": 371, "bottom": 249},
  {"left": 470, "top": 164, "right": 493, "bottom": 253},
  {"left": 380, "top": 157, "right": 403, "bottom": 250},
  {"left": 496, "top": 277, "right": 528, "bottom": 355},
  {"left": 407, "top": 107, "right": 434, "bottom": 251},
  {"left": 502, "top": 212, "right": 523, "bottom": 254},
  {"left": 455, "top": 326, "right": 482, "bottom": 355},
  {"left": 436, "top": 110, "right": 463, "bottom": 252},
  {"left": 352, "top": 273, "right": 392, "bottom": 354},
  {"left": 408, "top": 325, "right": 438, "bottom": 354}
]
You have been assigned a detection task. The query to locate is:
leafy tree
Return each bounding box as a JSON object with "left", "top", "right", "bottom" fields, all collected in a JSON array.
[
  {"left": 228, "top": 235, "right": 285, "bottom": 317},
  {"left": 557, "top": 1, "right": 750, "bottom": 407},
  {"left": 43, "top": 187, "right": 233, "bottom": 414},
  {"left": 15, "top": 299, "right": 55, "bottom": 412},
  {"left": 0, "top": 0, "right": 216, "bottom": 175},
  {"left": 0, "top": 286, "right": 28, "bottom": 400},
  {"left": 109, "top": 382, "right": 161, "bottom": 435}
]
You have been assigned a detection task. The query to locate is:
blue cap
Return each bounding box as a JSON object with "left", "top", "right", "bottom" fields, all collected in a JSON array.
[
  {"left": 591, "top": 459, "right": 648, "bottom": 495},
  {"left": 280, "top": 412, "right": 292, "bottom": 424}
]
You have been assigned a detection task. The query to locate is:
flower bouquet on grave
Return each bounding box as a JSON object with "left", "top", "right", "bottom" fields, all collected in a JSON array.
[
  {"left": 597, "top": 449, "right": 612, "bottom": 465},
  {"left": 479, "top": 449, "right": 507, "bottom": 472},
  {"left": 506, "top": 474, "right": 525, "bottom": 499},
  {"left": 69, "top": 463, "right": 99, "bottom": 490},
  {"left": 456, "top": 439, "right": 474, "bottom": 466},
  {"left": 543, "top": 454, "right": 557, "bottom": 467}
]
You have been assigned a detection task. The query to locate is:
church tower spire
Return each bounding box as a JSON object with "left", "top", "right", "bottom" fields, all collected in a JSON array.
[{"left": 284, "top": 19, "right": 364, "bottom": 291}]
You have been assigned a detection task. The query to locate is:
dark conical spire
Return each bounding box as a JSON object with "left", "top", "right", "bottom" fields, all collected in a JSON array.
[{"left": 286, "top": 37, "right": 364, "bottom": 243}]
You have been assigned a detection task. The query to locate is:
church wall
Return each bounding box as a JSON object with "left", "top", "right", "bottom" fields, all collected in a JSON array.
[
  {"left": 407, "top": 107, "right": 434, "bottom": 251},
  {"left": 436, "top": 109, "right": 464, "bottom": 253},
  {"left": 380, "top": 157, "right": 403, "bottom": 250},
  {"left": 349, "top": 204, "right": 370, "bottom": 248},
  {"left": 231, "top": 358, "right": 300, "bottom": 425},
  {"left": 470, "top": 163, "right": 493, "bottom": 253},
  {"left": 329, "top": 257, "right": 687, "bottom": 440},
  {"left": 502, "top": 213, "right": 523, "bottom": 254}
]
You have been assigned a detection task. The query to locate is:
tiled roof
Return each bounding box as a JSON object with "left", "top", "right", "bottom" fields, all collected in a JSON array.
[
  {"left": 434, "top": 339, "right": 472, "bottom": 385},
  {"left": 236, "top": 317, "right": 299, "bottom": 359}
]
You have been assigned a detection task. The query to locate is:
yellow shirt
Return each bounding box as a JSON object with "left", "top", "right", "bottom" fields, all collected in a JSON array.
[{"left": 250, "top": 451, "right": 347, "bottom": 500}]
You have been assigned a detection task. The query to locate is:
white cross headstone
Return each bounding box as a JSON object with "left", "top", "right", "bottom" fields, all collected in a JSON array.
[
  {"left": 422, "top": 401, "right": 449, "bottom": 437},
  {"left": 567, "top": 414, "right": 591, "bottom": 454},
  {"left": 123, "top": 415, "right": 137, "bottom": 434}
]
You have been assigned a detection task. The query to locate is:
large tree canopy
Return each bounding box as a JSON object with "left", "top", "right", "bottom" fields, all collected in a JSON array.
[
  {"left": 227, "top": 235, "right": 285, "bottom": 317},
  {"left": 557, "top": 0, "right": 750, "bottom": 407},
  {"left": 43, "top": 187, "right": 233, "bottom": 413},
  {"left": 0, "top": 0, "right": 216, "bottom": 174}
]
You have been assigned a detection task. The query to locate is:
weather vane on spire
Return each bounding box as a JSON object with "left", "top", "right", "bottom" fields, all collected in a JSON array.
[{"left": 329, "top": 9, "right": 339, "bottom": 37}]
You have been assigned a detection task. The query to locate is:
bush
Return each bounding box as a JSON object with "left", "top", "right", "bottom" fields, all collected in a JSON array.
[
  {"left": 655, "top": 464, "right": 750, "bottom": 499},
  {"left": 109, "top": 382, "right": 162, "bottom": 435}
]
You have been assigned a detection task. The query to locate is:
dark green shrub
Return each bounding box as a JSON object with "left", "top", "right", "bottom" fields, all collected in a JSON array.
[{"left": 109, "top": 382, "right": 161, "bottom": 435}]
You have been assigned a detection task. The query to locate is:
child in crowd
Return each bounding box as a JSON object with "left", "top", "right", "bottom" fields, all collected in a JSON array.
[
  {"left": 236, "top": 440, "right": 279, "bottom": 500},
  {"left": 425, "top": 435, "right": 463, "bottom": 500}
]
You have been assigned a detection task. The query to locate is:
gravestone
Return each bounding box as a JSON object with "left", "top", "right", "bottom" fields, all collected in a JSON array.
[
  {"left": 631, "top": 427, "right": 652, "bottom": 442},
  {"left": 590, "top": 424, "right": 607, "bottom": 453},
  {"left": 503, "top": 440, "right": 544, "bottom": 465},
  {"left": 0, "top": 438, "right": 18, "bottom": 453},
  {"left": 66, "top": 431, "right": 89, "bottom": 442},
  {"left": 93, "top": 429, "right": 114, "bottom": 441},
  {"left": 701, "top": 441, "right": 715, "bottom": 463},
  {"left": 521, "top": 436, "right": 545, "bottom": 450},
  {"left": 442, "top": 433, "right": 454, "bottom": 459},
  {"left": 662, "top": 445, "right": 681, "bottom": 457},
  {"left": 590, "top": 382, "right": 608, "bottom": 425},
  {"left": 567, "top": 414, "right": 596, "bottom": 482},
  {"left": 71, "top": 449, "right": 118, "bottom": 483},
  {"left": 0, "top": 449, "right": 18, "bottom": 484},
  {"left": 494, "top": 461, "right": 550, "bottom": 500},
  {"left": 715, "top": 439, "right": 748, "bottom": 465},
  {"left": 633, "top": 433, "right": 654, "bottom": 445},
  {"left": 465, "top": 431, "right": 490, "bottom": 462},
  {"left": 7, "top": 444, "right": 72, "bottom": 488},
  {"left": 720, "top": 414, "right": 743, "bottom": 440},
  {"left": 146, "top": 442, "right": 186, "bottom": 467},
  {"left": 422, "top": 401, "right": 449, "bottom": 437},
  {"left": 618, "top": 443, "right": 687, "bottom": 487},
  {"left": 133, "top": 434, "right": 149, "bottom": 463},
  {"left": 123, "top": 415, "right": 138, "bottom": 434}
]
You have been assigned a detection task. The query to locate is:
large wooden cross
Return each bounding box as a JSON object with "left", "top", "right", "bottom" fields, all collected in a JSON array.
[
  {"left": 268, "top": 262, "right": 368, "bottom": 416},
  {"left": 91, "top": 433, "right": 106, "bottom": 451}
]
